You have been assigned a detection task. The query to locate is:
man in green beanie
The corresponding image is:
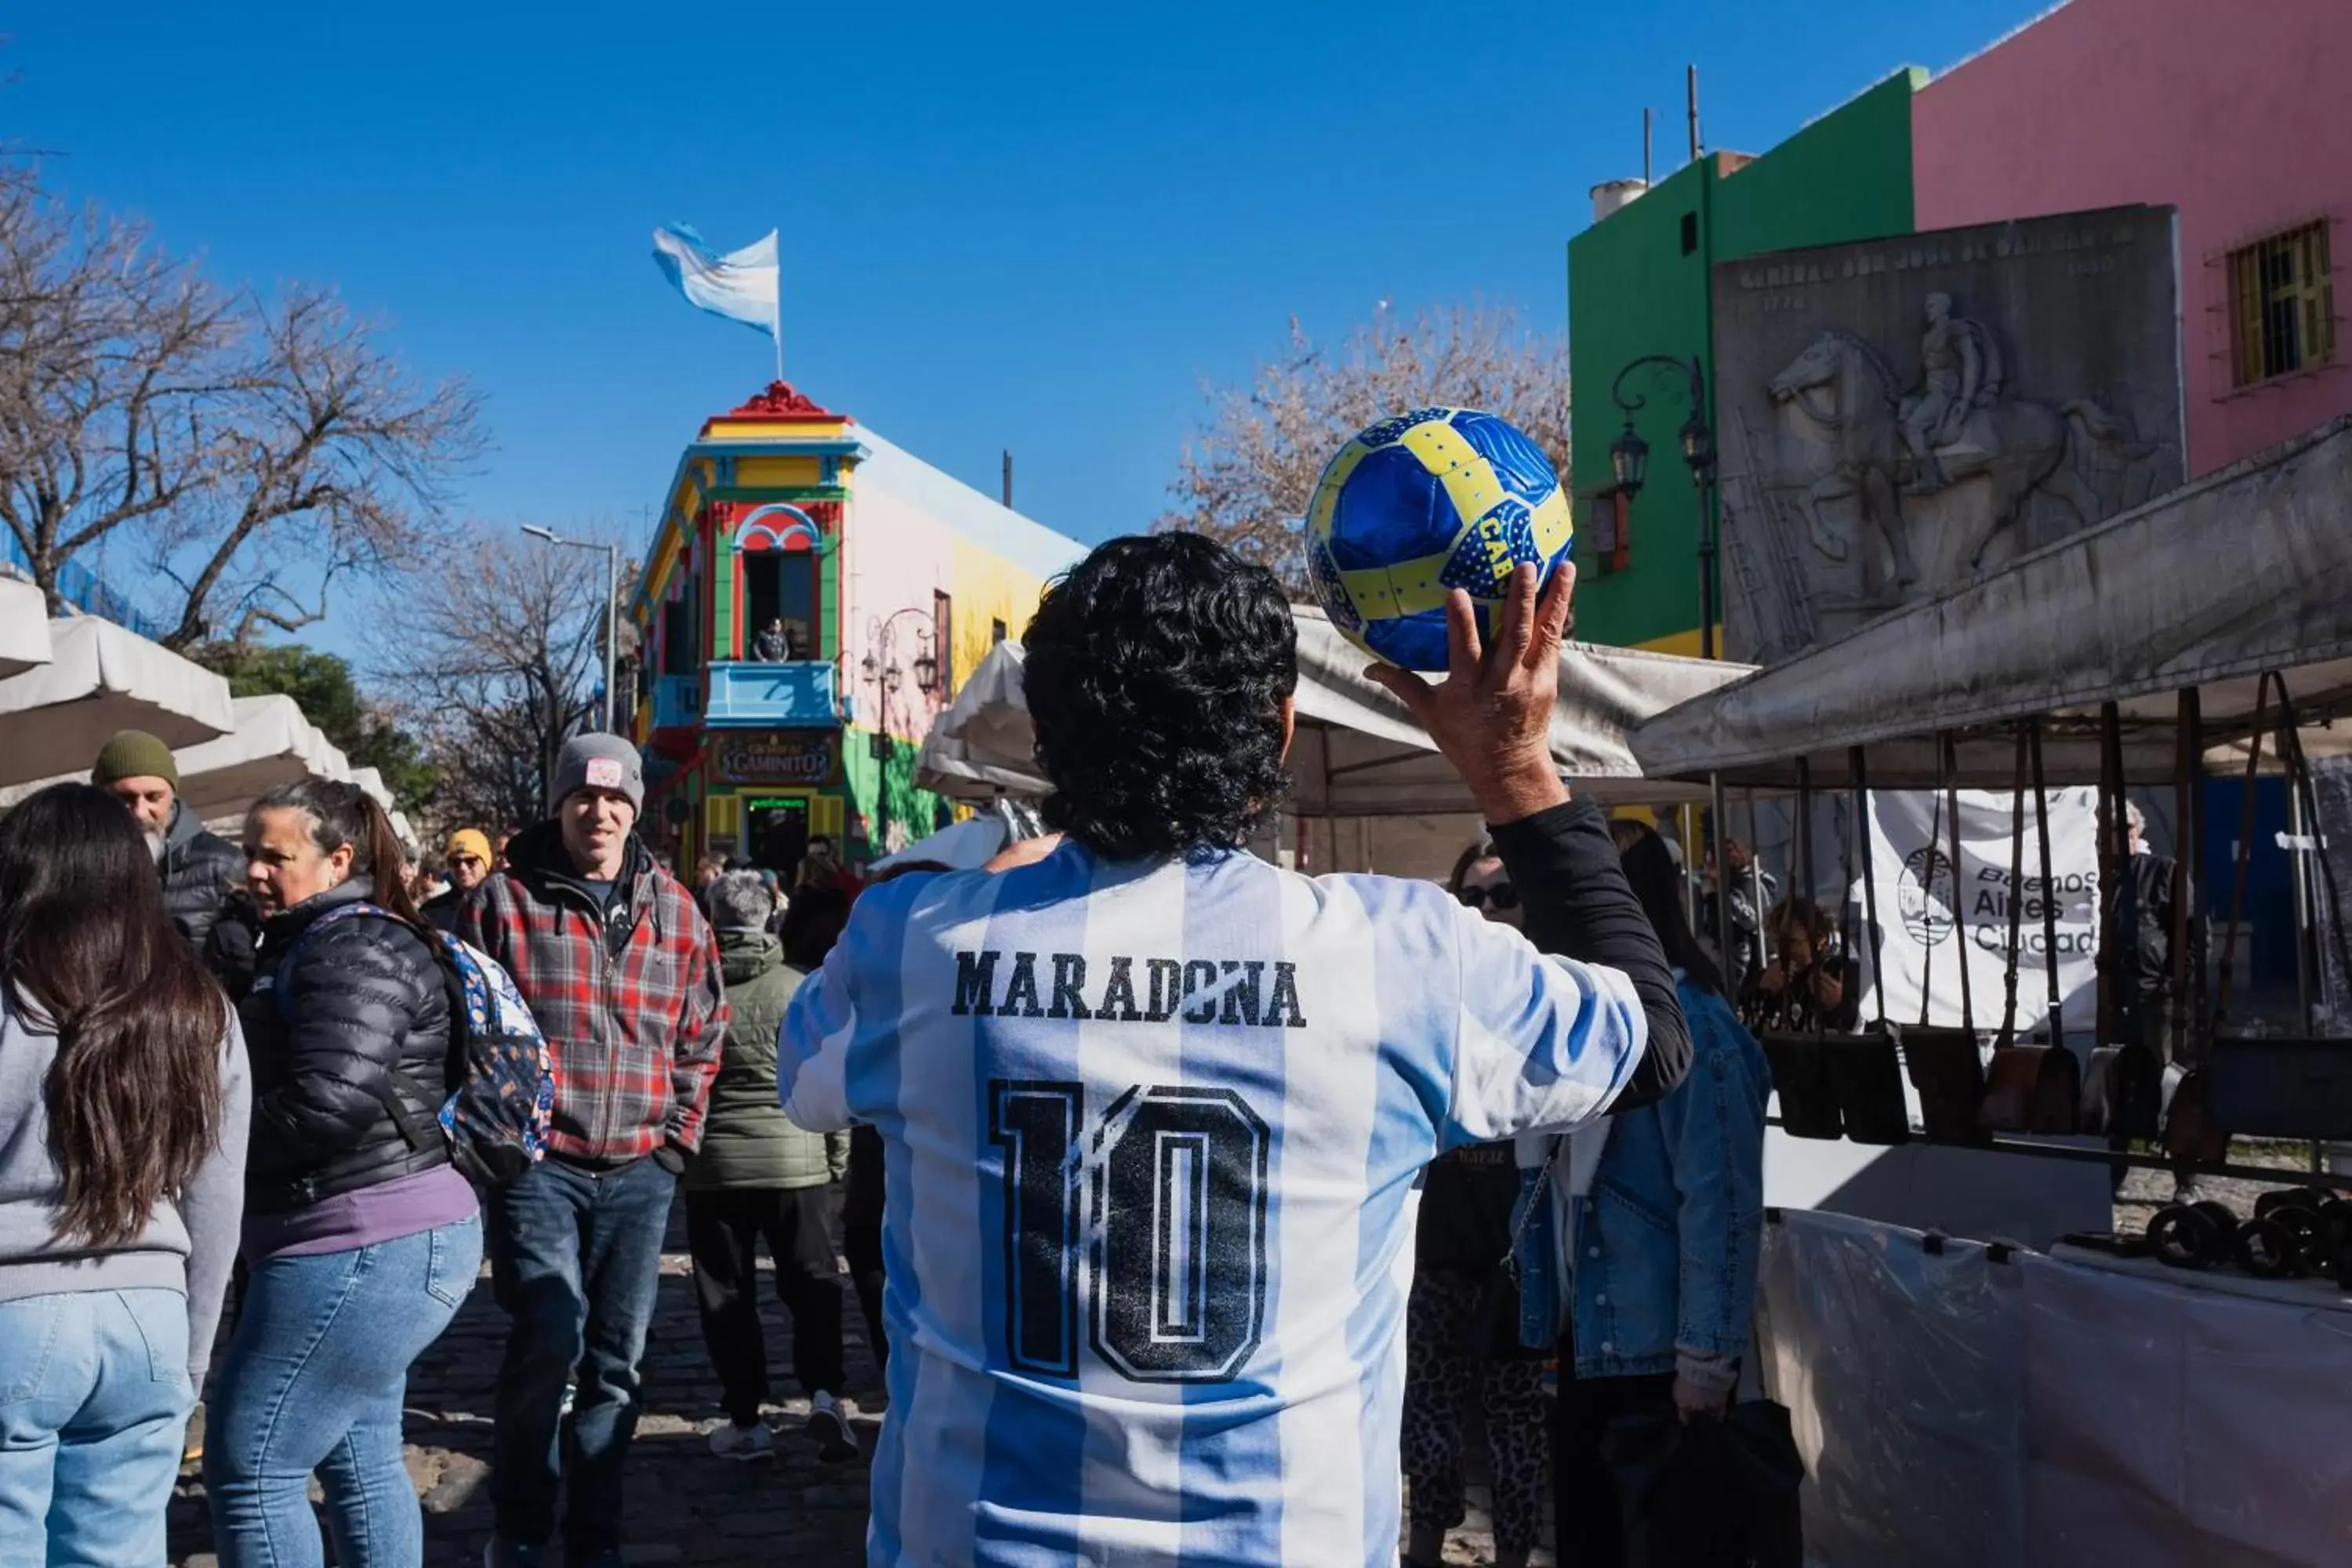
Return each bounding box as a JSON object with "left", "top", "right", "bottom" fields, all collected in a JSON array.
[{"left": 92, "top": 728, "right": 249, "bottom": 986}]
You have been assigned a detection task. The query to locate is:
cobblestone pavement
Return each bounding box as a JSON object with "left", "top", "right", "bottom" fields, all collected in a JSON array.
[{"left": 165, "top": 1197, "right": 1541, "bottom": 1566}]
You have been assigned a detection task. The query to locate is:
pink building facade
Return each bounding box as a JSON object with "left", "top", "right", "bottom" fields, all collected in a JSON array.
[{"left": 1911, "top": 0, "right": 2352, "bottom": 477}]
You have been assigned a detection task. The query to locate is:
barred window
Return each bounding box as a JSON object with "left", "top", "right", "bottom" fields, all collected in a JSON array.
[{"left": 2228, "top": 221, "right": 2336, "bottom": 387}]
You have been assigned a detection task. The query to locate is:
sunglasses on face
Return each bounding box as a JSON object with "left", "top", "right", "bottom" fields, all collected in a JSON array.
[{"left": 1459, "top": 882, "right": 1521, "bottom": 911}]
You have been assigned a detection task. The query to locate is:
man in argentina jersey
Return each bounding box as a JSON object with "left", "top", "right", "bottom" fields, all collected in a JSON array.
[{"left": 780, "top": 535, "right": 1692, "bottom": 1566}]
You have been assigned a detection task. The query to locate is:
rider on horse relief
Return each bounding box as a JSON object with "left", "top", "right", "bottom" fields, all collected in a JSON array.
[{"left": 1900, "top": 292, "right": 2005, "bottom": 493}]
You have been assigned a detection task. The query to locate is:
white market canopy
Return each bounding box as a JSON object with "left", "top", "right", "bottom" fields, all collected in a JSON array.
[
  {"left": 1631, "top": 415, "right": 2352, "bottom": 790},
  {"left": 0, "top": 692, "right": 352, "bottom": 815},
  {"left": 915, "top": 605, "right": 1755, "bottom": 815},
  {"left": 0, "top": 616, "right": 234, "bottom": 789},
  {"left": 0, "top": 577, "right": 54, "bottom": 680},
  {"left": 344, "top": 766, "right": 419, "bottom": 851},
  {"left": 172, "top": 695, "right": 353, "bottom": 818}
]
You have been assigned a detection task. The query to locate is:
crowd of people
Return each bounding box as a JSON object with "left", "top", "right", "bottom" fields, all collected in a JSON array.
[{"left": 2, "top": 532, "right": 1791, "bottom": 1567}]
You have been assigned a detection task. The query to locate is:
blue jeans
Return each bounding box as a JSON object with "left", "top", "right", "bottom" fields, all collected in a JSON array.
[
  {"left": 0, "top": 1287, "right": 194, "bottom": 1566},
  {"left": 485, "top": 1156, "right": 676, "bottom": 1552},
  {"left": 204, "top": 1216, "right": 482, "bottom": 1568}
]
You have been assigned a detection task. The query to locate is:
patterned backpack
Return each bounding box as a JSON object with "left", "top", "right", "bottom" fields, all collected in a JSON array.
[{"left": 270, "top": 902, "right": 555, "bottom": 1185}]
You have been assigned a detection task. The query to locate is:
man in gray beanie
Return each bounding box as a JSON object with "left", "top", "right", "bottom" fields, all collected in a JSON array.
[{"left": 460, "top": 733, "right": 726, "bottom": 1568}]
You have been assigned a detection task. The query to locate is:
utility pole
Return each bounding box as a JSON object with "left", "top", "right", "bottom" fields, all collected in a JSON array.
[
  {"left": 1643, "top": 105, "right": 1653, "bottom": 185},
  {"left": 1001, "top": 450, "right": 1014, "bottom": 509},
  {"left": 1687, "top": 64, "right": 1702, "bottom": 162}
]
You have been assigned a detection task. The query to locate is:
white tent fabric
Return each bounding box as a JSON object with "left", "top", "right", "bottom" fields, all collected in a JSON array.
[
  {"left": 1287, "top": 605, "right": 1752, "bottom": 811},
  {"left": 0, "top": 578, "right": 53, "bottom": 680},
  {"left": 172, "top": 696, "right": 352, "bottom": 818},
  {"left": 0, "top": 693, "right": 352, "bottom": 815},
  {"left": 1632, "top": 416, "right": 2352, "bottom": 789},
  {"left": 914, "top": 607, "right": 1755, "bottom": 814},
  {"left": 872, "top": 799, "right": 1047, "bottom": 873},
  {"left": 913, "top": 641, "right": 1041, "bottom": 800},
  {"left": 871, "top": 816, "right": 1010, "bottom": 873},
  {"left": 343, "top": 767, "right": 419, "bottom": 851},
  {"left": 0, "top": 617, "right": 234, "bottom": 788}
]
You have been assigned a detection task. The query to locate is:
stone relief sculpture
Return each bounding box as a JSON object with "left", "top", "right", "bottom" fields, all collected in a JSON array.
[{"left": 1764, "top": 299, "right": 2154, "bottom": 601}]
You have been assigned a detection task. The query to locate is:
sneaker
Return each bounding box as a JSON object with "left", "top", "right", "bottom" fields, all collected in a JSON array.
[
  {"left": 483, "top": 1539, "right": 545, "bottom": 1568},
  {"left": 808, "top": 1402, "right": 858, "bottom": 1464},
  {"left": 709, "top": 1419, "right": 774, "bottom": 1461}
]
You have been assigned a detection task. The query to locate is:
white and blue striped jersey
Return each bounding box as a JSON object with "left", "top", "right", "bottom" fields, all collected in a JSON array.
[{"left": 779, "top": 840, "right": 1649, "bottom": 1566}]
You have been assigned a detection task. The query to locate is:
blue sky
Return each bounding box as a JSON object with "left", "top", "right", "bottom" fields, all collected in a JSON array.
[{"left": 10, "top": 0, "right": 2053, "bottom": 660}]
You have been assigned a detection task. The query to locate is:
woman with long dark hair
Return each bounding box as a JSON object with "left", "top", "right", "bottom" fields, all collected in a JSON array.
[
  {"left": 0, "top": 783, "right": 249, "bottom": 1563},
  {"left": 203, "top": 780, "right": 481, "bottom": 1567},
  {"left": 1534, "top": 820, "right": 1770, "bottom": 1566},
  {"left": 1401, "top": 840, "right": 1549, "bottom": 1568}
]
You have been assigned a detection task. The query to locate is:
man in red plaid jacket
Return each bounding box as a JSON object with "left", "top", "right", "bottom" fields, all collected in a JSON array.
[{"left": 463, "top": 734, "right": 727, "bottom": 1568}]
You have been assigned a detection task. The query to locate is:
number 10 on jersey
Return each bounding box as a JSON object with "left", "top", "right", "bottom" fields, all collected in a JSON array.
[{"left": 989, "top": 1080, "right": 1271, "bottom": 1384}]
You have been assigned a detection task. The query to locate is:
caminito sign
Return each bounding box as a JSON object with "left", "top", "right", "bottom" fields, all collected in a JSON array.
[{"left": 713, "top": 731, "right": 837, "bottom": 787}]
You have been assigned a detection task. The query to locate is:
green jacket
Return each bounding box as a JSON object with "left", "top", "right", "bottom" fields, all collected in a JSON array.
[{"left": 683, "top": 929, "right": 847, "bottom": 1191}]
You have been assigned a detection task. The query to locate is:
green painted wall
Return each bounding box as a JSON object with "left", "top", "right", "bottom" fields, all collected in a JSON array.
[
  {"left": 1568, "top": 157, "right": 1715, "bottom": 648},
  {"left": 1711, "top": 70, "right": 1924, "bottom": 260},
  {"left": 1567, "top": 69, "right": 1924, "bottom": 649},
  {"left": 840, "top": 727, "right": 946, "bottom": 858}
]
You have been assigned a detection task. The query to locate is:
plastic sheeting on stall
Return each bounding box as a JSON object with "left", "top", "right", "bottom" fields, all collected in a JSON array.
[
  {"left": 1632, "top": 415, "right": 2352, "bottom": 789},
  {"left": 1756, "top": 1208, "right": 2352, "bottom": 1568}
]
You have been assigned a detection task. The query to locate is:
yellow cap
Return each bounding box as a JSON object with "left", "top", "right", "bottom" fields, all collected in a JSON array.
[{"left": 445, "top": 828, "right": 492, "bottom": 865}]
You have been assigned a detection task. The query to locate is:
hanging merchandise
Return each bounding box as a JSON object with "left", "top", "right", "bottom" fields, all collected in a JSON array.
[{"left": 1853, "top": 782, "right": 2102, "bottom": 1038}]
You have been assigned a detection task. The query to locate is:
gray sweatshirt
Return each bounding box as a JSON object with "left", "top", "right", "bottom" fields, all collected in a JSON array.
[{"left": 0, "top": 995, "right": 251, "bottom": 1378}]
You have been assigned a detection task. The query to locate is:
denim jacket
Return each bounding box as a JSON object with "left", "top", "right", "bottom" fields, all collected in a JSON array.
[{"left": 1515, "top": 976, "right": 1769, "bottom": 1383}]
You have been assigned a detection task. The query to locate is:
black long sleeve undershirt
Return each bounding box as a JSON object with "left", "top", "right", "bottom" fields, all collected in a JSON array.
[{"left": 1487, "top": 798, "right": 1693, "bottom": 1112}]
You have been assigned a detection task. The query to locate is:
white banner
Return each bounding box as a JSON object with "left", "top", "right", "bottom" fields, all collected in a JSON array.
[{"left": 1850, "top": 788, "right": 2103, "bottom": 1035}]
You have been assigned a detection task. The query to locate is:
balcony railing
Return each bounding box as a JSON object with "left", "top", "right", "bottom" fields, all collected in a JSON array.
[{"left": 703, "top": 660, "right": 838, "bottom": 728}]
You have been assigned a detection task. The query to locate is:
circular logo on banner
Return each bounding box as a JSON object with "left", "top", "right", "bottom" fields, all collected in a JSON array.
[{"left": 1897, "top": 846, "right": 1957, "bottom": 946}]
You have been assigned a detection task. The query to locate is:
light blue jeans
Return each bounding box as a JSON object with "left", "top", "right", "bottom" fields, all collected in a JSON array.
[
  {"left": 0, "top": 1286, "right": 197, "bottom": 1567},
  {"left": 204, "top": 1215, "right": 482, "bottom": 1568}
]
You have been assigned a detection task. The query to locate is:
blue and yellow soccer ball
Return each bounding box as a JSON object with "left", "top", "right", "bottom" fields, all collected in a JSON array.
[{"left": 1304, "top": 406, "right": 1571, "bottom": 672}]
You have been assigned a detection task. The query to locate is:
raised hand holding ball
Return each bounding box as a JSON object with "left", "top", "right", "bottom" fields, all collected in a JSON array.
[{"left": 1302, "top": 406, "right": 1572, "bottom": 673}]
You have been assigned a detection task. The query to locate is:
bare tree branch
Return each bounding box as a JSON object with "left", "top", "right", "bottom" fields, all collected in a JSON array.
[
  {"left": 0, "top": 169, "right": 485, "bottom": 647},
  {"left": 370, "top": 531, "right": 612, "bottom": 831},
  {"left": 1155, "top": 301, "right": 1571, "bottom": 597}
]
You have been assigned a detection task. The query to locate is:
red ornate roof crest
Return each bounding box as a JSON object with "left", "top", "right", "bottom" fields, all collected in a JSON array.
[{"left": 720, "top": 381, "right": 850, "bottom": 422}]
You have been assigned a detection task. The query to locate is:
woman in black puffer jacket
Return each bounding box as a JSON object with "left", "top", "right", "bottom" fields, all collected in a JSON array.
[{"left": 205, "top": 780, "right": 482, "bottom": 1568}]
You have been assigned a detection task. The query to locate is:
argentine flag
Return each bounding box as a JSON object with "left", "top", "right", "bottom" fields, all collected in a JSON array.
[{"left": 652, "top": 224, "right": 781, "bottom": 367}]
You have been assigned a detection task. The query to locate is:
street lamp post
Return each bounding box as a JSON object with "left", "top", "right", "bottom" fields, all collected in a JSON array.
[
  {"left": 1606, "top": 354, "right": 1730, "bottom": 968},
  {"left": 521, "top": 525, "right": 621, "bottom": 734},
  {"left": 1606, "top": 354, "right": 1719, "bottom": 659}
]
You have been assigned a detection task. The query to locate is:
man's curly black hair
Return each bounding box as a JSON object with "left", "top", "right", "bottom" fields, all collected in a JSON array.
[{"left": 1023, "top": 532, "right": 1296, "bottom": 861}]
